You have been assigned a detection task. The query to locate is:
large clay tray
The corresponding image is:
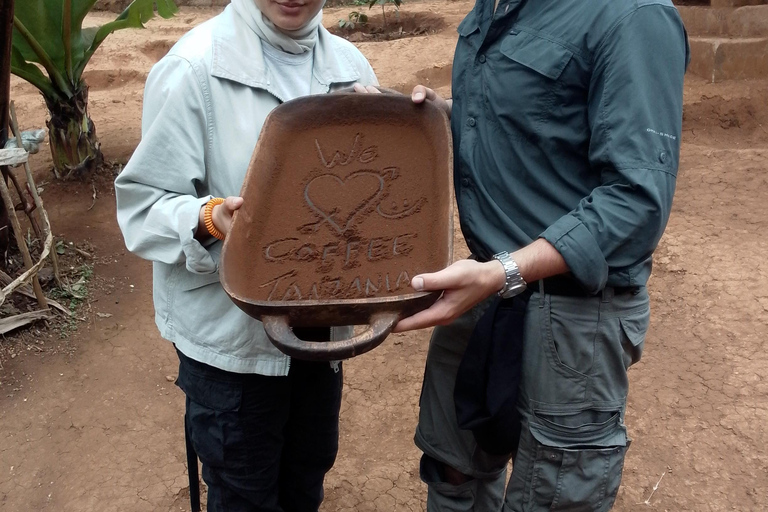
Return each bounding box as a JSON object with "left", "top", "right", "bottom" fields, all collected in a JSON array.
[{"left": 220, "top": 92, "right": 453, "bottom": 361}]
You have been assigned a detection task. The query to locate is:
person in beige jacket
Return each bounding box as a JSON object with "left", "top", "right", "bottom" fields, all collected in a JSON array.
[{"left": 115, "top": 0, "right": 377, "bottom": 509}]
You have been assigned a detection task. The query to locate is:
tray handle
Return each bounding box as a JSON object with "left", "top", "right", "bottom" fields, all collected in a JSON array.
[{"left": 262, "top": 312, "right": 400, "bottom": 361}]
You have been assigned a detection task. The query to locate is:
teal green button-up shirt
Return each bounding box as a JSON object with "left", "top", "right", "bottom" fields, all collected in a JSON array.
[{"left": 452, "top": 0, "right": 689, "bottom": 294}]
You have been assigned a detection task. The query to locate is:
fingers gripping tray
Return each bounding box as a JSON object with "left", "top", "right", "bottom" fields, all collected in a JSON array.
[{"left": 220, "top": 93, "right": 453, "bottom": 361}]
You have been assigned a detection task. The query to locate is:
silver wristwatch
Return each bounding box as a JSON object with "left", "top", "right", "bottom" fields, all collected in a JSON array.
[{"left": 492, "top": 251, "right": 527, "bottom": 299}]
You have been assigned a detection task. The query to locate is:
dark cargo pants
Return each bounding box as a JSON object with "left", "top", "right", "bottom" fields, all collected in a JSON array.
[
  {"left": 415, "top": 286, "right": 650, "bottom": 511},
  {"left": 176, "top": 349, "right": 343, "bottom": 512}
]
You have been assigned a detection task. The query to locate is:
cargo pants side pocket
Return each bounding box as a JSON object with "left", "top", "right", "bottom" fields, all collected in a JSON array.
[{"left": 506, "top": 405, "right": 628, "bottom": 512}]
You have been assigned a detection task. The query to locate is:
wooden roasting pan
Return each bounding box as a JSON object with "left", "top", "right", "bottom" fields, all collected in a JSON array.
[{"left": 220, "top": 92, "right": 453, "bottom": 361}]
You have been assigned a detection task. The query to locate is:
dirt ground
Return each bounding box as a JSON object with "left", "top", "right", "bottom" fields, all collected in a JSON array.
[{"left": 1, "top": 1, "right": 767, "bottom": 510}]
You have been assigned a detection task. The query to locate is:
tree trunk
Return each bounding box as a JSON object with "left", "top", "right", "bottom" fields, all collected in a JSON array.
[
  {"left": 1, "top": 0, "right": 15, "bottom": 255},
  {"left": 45, "top": 84, "right": 102, "bottom": 179}
]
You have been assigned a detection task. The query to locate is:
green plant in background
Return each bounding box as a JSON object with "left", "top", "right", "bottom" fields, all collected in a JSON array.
[
  {"left": 50, "top": 262, "right": 93, "bottom": 338},
  {"left": 338, "top": 10, "right": 368, "bottom": 30},
  {"left": 11, "top": 0, "right": 178, "bottom": 179},
  {"left": 368, "top": 0, "right": 402, "bottom": 26}
]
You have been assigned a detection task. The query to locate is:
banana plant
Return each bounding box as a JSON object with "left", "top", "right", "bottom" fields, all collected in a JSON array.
[{"left": 11, "top": 0, "right": 177, "bottom": 178}]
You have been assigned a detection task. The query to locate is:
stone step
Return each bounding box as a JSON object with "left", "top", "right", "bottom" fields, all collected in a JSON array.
[
  {"left": 679, "top": 5, "right": 768, "bottom": 36},
  {"left": 688, "top": 36, "right": 768, "bottom": 81},
  {"left": 709, "top": 0, "right": 768, "bottom": 7}
]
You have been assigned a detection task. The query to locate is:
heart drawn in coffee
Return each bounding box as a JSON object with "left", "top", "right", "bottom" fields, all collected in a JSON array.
[{"left": 304, "top": 171, "right": 385, "bottom": 235}]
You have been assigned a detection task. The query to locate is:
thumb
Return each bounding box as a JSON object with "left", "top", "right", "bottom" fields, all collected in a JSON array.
[
  {"left": 411, "top": 261, "right": 473, "bottom": 292},
  {"left": 224, "top": 196, "right": 244, "bottom": 212},
  {"left": 410, "top": 268, "right": 452, "bottom": 292},
  {"left": 411, "top": 85, "right": 433, "bottom": 104}
]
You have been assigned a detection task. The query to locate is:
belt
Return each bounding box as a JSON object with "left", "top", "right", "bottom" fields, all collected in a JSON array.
[{"left": 527, "top": 276, "right": 639, "bottom": 297}]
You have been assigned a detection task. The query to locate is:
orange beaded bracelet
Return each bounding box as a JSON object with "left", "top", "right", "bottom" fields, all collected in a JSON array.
[{"left": 203, "top": 197, "right": 226, "bottom": 240}]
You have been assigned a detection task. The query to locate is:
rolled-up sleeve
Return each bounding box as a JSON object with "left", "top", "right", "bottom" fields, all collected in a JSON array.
[
  {"left": 540, "top": 4, "right": 689, "bottom": 293},
  {"left": 115, "top": 55, "right": 217, "bottom": 274}
]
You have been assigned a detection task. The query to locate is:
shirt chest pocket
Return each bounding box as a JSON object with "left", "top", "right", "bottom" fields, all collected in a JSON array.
[{"left": 491, "top": 31, "right": 574, "bottom": 125}]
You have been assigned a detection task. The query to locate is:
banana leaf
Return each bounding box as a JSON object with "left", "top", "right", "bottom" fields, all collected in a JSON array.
[{"left": 11, "top": 0, "right": 178, "bottom": 101}]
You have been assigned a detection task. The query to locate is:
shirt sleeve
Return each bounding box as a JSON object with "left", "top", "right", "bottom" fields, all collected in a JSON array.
[
  {"left": 540, "top": 5, "right": 689, "bottom": 293},
  {"left": 115, "top": 55, "right": 217, "bottom": 275}
]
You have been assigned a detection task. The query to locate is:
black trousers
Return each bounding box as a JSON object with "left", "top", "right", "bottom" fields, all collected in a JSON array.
[{"left": 176, "top": 349, "right": 343, "bottom": 512}]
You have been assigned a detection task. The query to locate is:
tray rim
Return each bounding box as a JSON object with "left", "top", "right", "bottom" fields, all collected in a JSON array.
[
  {"left": 220, "top": 92, "right": 454, "bottom": 313},
  {"left": 224, "top": 288, "right": 441, "bottom": 309}
]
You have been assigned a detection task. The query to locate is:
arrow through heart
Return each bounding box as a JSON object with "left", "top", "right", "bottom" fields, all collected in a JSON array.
[{"left": 303, "top": 171, "right": 385, "bottom": 235}]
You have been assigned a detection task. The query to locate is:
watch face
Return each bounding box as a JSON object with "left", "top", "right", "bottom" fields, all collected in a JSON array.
[{"left": 500, "top": 285, "right": 523, "bottom": 299}]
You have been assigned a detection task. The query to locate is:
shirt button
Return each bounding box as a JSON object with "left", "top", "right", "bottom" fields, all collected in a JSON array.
[
  {"left": 462, "top": 178, "right": 470, "bottom": 186},
  {"left": 467, "top": 117, "right": 477, "bottom": 127},
  {"left": 478, "top": 54, "right": 487, "bottom": 63},
  {"left": 659, "top": 151, "right": 668, "bottom": 163}
]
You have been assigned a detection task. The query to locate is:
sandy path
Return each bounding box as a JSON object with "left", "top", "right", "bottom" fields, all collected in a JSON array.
[{"left": 1, "top": 2, "right": 767, "bottom": 510}]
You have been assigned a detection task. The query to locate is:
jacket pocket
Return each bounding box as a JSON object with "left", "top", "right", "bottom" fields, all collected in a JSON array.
[
  {"left": 500, "top": 30, "right": 573, "bottom": 81},
  {"left": 177, "top": 270, "right": 221, "bottom": 292},
  {"left": 167, "top": 266, "right": 264, "bottom": 350}
]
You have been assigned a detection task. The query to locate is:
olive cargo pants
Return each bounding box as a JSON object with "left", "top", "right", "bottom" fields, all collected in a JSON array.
[{"left": 415, "top": 286, "right": 650, "bottom": 511}]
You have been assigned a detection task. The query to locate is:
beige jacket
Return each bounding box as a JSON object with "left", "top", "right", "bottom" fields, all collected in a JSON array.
[{"left": 115, "top": 5, "right": 378, "bottom": 374}]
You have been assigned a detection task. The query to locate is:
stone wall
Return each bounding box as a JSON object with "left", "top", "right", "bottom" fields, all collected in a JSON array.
[
  {"left": 676, "top": 0, "right": 768, "bottom": 5},
  {"left": 710, "top": 0, "right": 768, "bottom": 6}
]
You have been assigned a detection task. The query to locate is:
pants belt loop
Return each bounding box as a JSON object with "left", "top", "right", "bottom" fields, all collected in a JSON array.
[
  {"left": 538, "top": 279, "right": 546, "bottom": 308},
  {"left": 601, "top": 286, "right": 614, "bottom": 303}
]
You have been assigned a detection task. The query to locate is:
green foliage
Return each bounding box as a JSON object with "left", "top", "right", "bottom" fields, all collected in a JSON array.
[
  {"left": 11, "top": 0, "right": 178, "bottom": 104},
  {"left": 50, "top": 262, "right": 93, "bottom": 338},
  {"left": 368, "top": 0, "right": 402, "bottom": 8},
  {"left": 338, "top": 10, "right": 369, "bottom": 30},
  {"left": 368, "top": 0, "right": 402, "bottom": 25},
  {"left": 11, "top": 1, "right": 178, "bottom": 177}
]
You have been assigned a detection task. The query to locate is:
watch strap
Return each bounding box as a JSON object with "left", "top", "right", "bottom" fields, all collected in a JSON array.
[{"left": 492, "top": 251, "right": 527, "bottom": 299}]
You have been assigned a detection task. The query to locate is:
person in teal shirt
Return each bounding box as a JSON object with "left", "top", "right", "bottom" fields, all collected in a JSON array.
[{"left": 394, "top": 0, "right": 689, "bottom": 509}]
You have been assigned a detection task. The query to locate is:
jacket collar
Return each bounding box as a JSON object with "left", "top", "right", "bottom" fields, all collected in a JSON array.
[{"left": 210, "top": 5, "right": 361, "bottom": 95}]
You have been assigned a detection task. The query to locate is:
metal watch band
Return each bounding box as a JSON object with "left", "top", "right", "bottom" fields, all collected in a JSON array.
[{"left": 492, "top": 251, "right": 527, "bottom": 299}]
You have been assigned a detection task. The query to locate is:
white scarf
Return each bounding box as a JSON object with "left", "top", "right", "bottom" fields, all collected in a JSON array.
[{"left": 231, "top": 0, "right": 323, "bottom": 54}]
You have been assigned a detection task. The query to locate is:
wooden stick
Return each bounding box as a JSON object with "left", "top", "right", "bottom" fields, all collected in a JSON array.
[
  {"left": 0, "top": 163, "right": 47, "bottom": 309},
  {"left": 7, "top": 117, "right": 42, "bottom": 239},
  {"left": 5, "top": 163, "right": 32, "bottom": 211},
  {"left": 0, "top": 214, "right": 53, "bottom": 307},
  {"left": 0, "top": 0, "right": 13, "bottom": 147},
  {"left": 1, "top": 0, "right": 15, "bottom": 256},
  {"left": 9, "top": 102, "right": 62, "bottom": 285}
]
